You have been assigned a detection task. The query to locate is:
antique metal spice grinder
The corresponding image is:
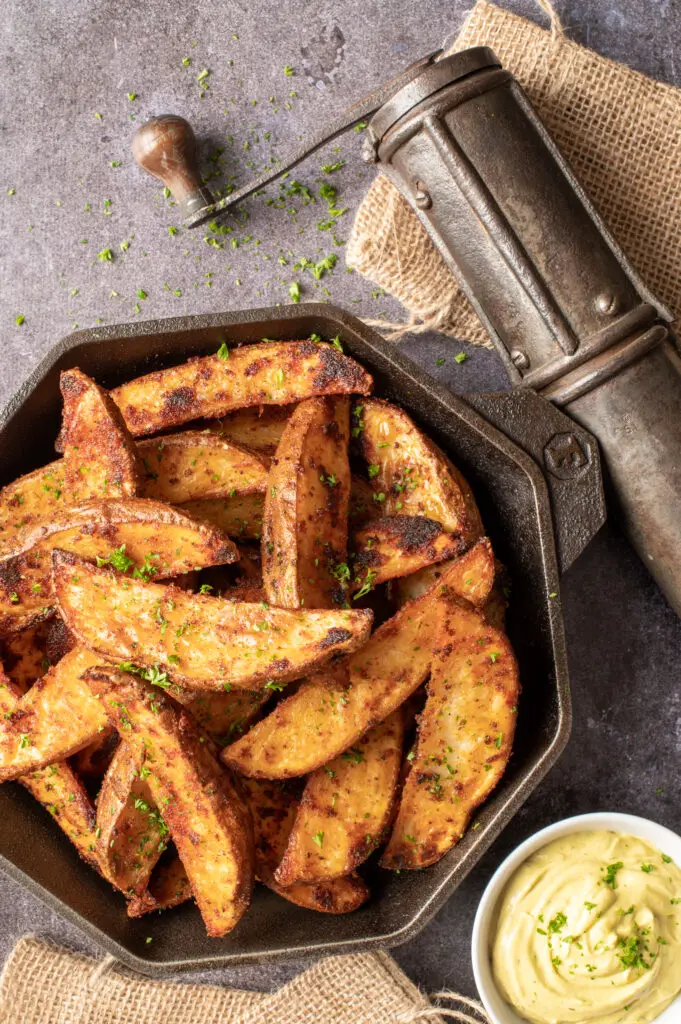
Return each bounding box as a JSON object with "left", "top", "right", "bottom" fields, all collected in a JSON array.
[{"left": 133, "top": 46, "right": 681, "bottom": 617}]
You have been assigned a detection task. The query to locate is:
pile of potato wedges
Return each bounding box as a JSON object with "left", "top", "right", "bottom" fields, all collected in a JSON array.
[{"left": 0, "top": 337, "right": 519, "bottom": 938}]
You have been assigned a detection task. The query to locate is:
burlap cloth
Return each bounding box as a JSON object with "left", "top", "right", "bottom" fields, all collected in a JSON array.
[
  {"left": 348, "top": 0, "right": 681, "bottom": 344},
  {"left": 0, "top": 937, "right": 493, "bottom": 1024}
]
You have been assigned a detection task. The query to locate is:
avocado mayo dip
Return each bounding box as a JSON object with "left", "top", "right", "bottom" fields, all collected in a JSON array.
[{"left": 491, "top": 832, "right": 681, "bottom": 1024}]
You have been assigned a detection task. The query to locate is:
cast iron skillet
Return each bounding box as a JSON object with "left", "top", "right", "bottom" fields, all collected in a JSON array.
[{"left": 0, "top": 303, "right": 604, "bottom": 974}]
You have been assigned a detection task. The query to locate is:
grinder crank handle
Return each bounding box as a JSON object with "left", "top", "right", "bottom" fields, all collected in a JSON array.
[{"left": 131, "top": 48, "right": 442, "bottom": 227}]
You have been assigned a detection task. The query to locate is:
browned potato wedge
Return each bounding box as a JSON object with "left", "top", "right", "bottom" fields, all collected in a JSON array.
[
  {"left": 110, "top": 341, "right": 373, "bottom": 438},
  {"left": 223, "top": 539, "right": 495, "bottom": 778},
  {"left": 179, "top": 494, "right": 265, "bottom": 540},
  {"left": 0, "top": 621, "right": 52, "bottom": 692},
  {"left": 96, "top": 742, "right": 167, "bottom": 894},
  {"left": 242, "top": 777, "right": 370, "bottom": 914},
  {"left": 0, "top": 462, "right": 65, "bottom": 557},
  {"left": 358, "top": 399, "right": 482, "bottom": 542},
  {"left": 263, "top": 397, "right": 350, "bottom": 609},
  {"left": 0, "top": 646, "right": 106, "bottom": 781},
  {"left": 83, "top": 665, "right": 254, "bottom": 937},
  {"left": 0, "top": 499, "right": 237, "bottom": 636},
  {"left": 70, "top": 726, "right": 119, "bottom": 779},
  {"left": 53, "top": 551, "right": 373, "bottom": 692},
  {"left": 381, "top": 597, "right": 519, "bottom": 869},
  {"left": 185, "top": 689, "right": 269, "bottom": 746},
  {"left": 206, "top": 404, "right": 295, "bottom": 454},
  {"left": 138, "top": 433, "right": 269, "bottom": 503},
  {"left": 349, "top": 516, "right": 467, "bottom": 596},
  {"left": 58, "top": 369, "right": 142, "bottom": 499},
  {"left": 275, "top": 710, "right": 404, "bottom": 886},
  {"left": 127, "top": 855, "right": 193, "bottom": 917},
  {"left": 348, "top": 475, "right": 382, "bottom": 528}
]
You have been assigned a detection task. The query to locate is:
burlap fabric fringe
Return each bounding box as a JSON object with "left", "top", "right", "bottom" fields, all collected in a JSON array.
[
  {"left": 348, "top": 0, "right": 681, "bottom": 343},
  {"left": 0, "top": 937, "right": 491, "bottom": 1024}
]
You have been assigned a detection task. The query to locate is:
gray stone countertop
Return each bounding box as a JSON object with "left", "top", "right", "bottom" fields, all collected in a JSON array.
[{"left": 1, "top": 0, "right": 680, "bottom": 1003}]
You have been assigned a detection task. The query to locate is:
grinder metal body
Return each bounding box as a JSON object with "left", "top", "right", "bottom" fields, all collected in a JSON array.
[{"left": 133, "top": 46, "right": 681, "bottom": 616}]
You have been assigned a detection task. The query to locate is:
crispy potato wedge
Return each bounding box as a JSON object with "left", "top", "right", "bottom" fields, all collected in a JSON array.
[
  {"left": 70, "top": 726, "right": 119, "bottom": 779},
  {"left": 349, "top": 516, "right": 467, "bottom": 596},
  {"left": 224, "top": 539, "right": 495, "bottom": 778},
  {"left": 127, "top": 854, "right": 193, "bottom": 917},
  {"left": 95, "top": 742, "right": 167, "bottom": 894},
  {"left": 111, "top": 341, "right": 373, "bottom": 438},
  {"left": 358, "top": 399, "right": 482, "bottom": 542},
  {"left": 381, "top": 597, "right": 519, "bottom": 869},
  {"left": 275, "top": 710, "right": 404, "bottom": 886},
  {"left": 179, "top": 493, "right": 265, "bottom": 540},
  {"left": 0, "top": 499, "right": 237, "bottom": 636},
  {"left": 0, "top": 646, "right": 106, "bottom": 781},
  {"left": 58, "top": 369, "right": 142, "bottom": 499},
  {"left": 0, "top": 621, "right": 52, "bottom": 692},
  {"left": 0, "top": 662, "right": 99, "bottom": 867},
  {"left": 241, "top": 777, "right": 370, "bottom": 913},
  {"left": 348, "top": 475, "right": 382, "bottom": 528},
  {"left": 206, "top": 404, "right": 295, "bottom": 455},
  {"left": 263, "top": 397, "right": 350, "bottom": 609},
  {"left": 139, "top": 432, "right": 269, "bottom": 504},
  {"left": 53, "top": 551, "right": 373, "bottom": 692},
  {"left": 185, "top": 689, "right": 269, "bottom": 747},
  {"left": 84, "top": 665, "right": 254, "bottom": 937},
  {"left": 0, "top": 461, "right": 65, "bottom": 557}
]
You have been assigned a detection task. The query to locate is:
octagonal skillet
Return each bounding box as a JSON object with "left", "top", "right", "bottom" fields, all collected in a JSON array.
[{"left": 0, "top": 303, "right": 604, "bottom": 974}]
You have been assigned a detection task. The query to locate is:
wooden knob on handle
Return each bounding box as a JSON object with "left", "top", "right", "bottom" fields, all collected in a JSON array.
[{"left": 132, "top": 115, "right": 215, "bottom": 224}]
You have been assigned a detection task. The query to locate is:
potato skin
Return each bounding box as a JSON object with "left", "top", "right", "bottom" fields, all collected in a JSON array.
[
  {"left": 241, "top": 777, "right": 370, "bottom": 914},
  {"left": 262, "top": 396, "right": 350, "bottom": 609},
  {"left": 349, "top": 516, "right": 467, "bottom": 595},
  {"left": 84, "top": 666, "right": 254, "bottom": 938},
  {"left": 381, "top": 596, "right": 520, "bottom": 870},
  {"left": 358, "top": 399, "right": 482, "bottom": 543},
  {"left": 58, "top": 368, "right": 142, "bottom": 500},
  {"left": 111, "top": 341, "right": 373, "bottom": 438},
  {"left": 275, "top": 710, "right": 404, "bottom": 886},
  {"left": 0, "top": 499, "right": 237, "bottom": 637},
  {"left": 53, "top": 550, "right": 373, "bottom": 692},
  {"left": 223, "top": 540, "right": 495, "bottom": 779}
]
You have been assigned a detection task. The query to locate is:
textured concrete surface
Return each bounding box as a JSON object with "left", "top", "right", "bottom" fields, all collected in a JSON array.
[{"left": 1, "top": 0, "right": 681, "bottom": 1003}]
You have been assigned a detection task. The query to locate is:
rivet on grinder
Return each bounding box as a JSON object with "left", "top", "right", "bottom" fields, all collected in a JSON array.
[
  {"left": 594, "top": 292, "right": 620, "bottom": 316},
  {"left": 413, "top": 181, "right": 432, "bottom": 209},
  {"left": 511, "top": 349, "right": 530, "bottom": 370}
]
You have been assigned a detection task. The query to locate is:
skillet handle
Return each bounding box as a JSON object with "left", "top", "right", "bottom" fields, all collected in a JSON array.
[{"left": 465, "top": 389, "right": 606, "bottom": 575}]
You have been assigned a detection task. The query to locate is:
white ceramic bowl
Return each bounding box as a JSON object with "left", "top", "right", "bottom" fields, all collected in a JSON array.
[{"left": 472, "top": 812, "right": 681, "bottom": 1024}]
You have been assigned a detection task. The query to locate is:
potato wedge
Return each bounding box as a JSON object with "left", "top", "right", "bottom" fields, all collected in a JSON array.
[
  {"left": 95, "top": 742, "right": 168, "bottom": 894},
  {"left": 185, "top": 689, "right": 269, "bottom": 746},
  {"left": 223, "top": 539, "right": 495, "bottom": 778},
  {"left": 139, "top": 433, "right": 269, "bottom": 504},
  {"left": 0, "top": 461, "right": 65, "bottom": 557},
  {"left": 263, "top": 397, "right": 350, "bottom": 609},
  {"left": 70, "top": 726, "right": 119, "bottom": 779},
  {"left": 0, "top": 621, "right": 52, "bottom": 692},
  {"left": 275, "top": 710, "right": 404, "bottom": 886},
  {"left": 348, "top": 475, "right": 382, "bottom": 528},
  {"left": 241, "top": 777, "right": 370, "bottom": 914},
  {"left": 349, "top": 516, "right": 467, "bottom": 596},
  {"left": 0, "top": 662, "right": 99, "bottom": 867},
  {"left": 83, "top": 665, "right": 254, "bottom": 937},
  {"left": 127, "top": 855, "right": 193, "bottom": 917},
  {"left": 206, "top": 404, "right": 294, "bottom": 455},
  {"left": 381, "top": 597, "right": 519, "bottom": 869},
  {"left": 179, "top": 494, "right": 265, "bottom": 540},
  {"left": 53, "top": 551, "right": 373, "bottom": 692},
  {"left": 58, "top": 369, "right": 142, "bottom": 499},
  {"left": 0, "top": 499, "right": 237, "bottom": 636},
  {"left": 111, "top": 341, "right": 373, "bottom": 438},
  {"left": 358, "top": 399, "right": 482, "bottom": 542},
  {"left": 0, "top": 646, "right": 106, "bottom": 781}
]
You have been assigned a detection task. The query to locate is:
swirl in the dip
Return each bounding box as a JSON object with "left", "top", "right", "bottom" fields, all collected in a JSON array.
[{"left": 492, "top": 832, "right": 681, "bottom": 1024}]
